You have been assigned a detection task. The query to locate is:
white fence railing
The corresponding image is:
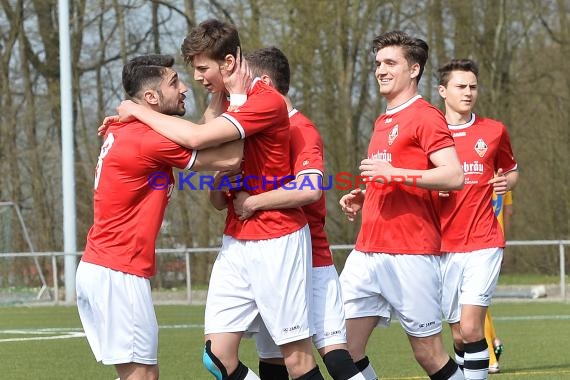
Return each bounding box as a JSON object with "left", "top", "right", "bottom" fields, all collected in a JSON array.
[{"left": 0, "top": 240, "right": 568, "bottom": 304}]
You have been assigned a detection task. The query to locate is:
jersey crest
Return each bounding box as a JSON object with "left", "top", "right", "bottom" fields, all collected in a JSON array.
[
  {"left": 388, "top": 125, "right": 399, "bottom": 145},
  {"left": 474, "top": 138, "right": 488, "bottom": 157}
]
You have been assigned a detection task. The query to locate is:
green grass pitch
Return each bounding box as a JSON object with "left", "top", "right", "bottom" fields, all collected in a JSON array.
[{"left": 0, "top": 302, "right": 569, "bottom": 379}]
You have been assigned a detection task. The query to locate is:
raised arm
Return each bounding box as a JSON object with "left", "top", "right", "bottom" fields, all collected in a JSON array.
[
  {"left": 117, "top": 101, "right": 240, "bottom": 150},
  {"left": 116, "top": 52, "right": 251, "bottom": 150}
]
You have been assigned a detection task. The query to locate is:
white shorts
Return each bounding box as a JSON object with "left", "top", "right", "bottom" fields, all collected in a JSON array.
[
  {"left": 205, "top": 226, "right": 313, "bottom": 346},
  {"left": 255, "top": 264, "right": 347, "bottom": 358},
  {"left": 75, "top": 261, "right": 158, "bottom": 365},
  {"left": 441, "top": 247, "right": 503, "bottom": 323},
  {"left": 340, "top": 250, "right": 442, "bottom": 338}
]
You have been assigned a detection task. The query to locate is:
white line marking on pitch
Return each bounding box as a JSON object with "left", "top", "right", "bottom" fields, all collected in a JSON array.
[
  {"left": 2, "top": 316, "right": 569, "bottom": 343},
  {"left": 494, "top": 315, "right": 570, "bottom": 321},
  {"left": 0, "top": 331, "right": 85, "bottom": 342},
  {"left": 0, "top": 324, "right": 204, "bottom": 343}
]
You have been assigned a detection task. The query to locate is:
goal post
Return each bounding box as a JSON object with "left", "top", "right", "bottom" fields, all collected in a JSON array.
[{"left": 0, "top": 201, "right": 51, "bottom": 303}]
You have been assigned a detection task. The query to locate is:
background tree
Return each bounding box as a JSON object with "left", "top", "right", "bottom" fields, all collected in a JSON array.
[{"left": 0, "top": 0, "right": 568, "bottom": 291}]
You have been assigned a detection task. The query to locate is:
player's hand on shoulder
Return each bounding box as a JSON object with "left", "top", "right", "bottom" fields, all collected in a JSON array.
[
  {"left": 116, "top": 100, "right": 139, "bottom": 123},
  {"left": 98, "top": 115, "right": 120, "bottom": 136}
]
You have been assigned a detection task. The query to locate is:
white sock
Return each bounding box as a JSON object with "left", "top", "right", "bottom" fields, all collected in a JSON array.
[
  {"left": 244, "top": 368, "right": 261, "bottom": 379},
  {"left": 361, "top": 363, "right": 378, "bottom": 380},
  {"left": 348, "top": 372, "right": 367, "bottom": 380},
  {"left": 449, "top": 367, "right": 466, "bottom": 380},
  {"left": 464, "top": 339, "right": 489, "bottom": 380}
]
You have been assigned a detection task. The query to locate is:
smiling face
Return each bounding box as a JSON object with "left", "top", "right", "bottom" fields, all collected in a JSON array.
[
  {"left": 438, "top": 70, "right": 478, "bottom": 116},
  {"left": 374, "top": 46, "right": 420, "bottom": 107},
  {"left": 191, "top": 54, "right": 226, "bottom": 94},
  {"left": 156, "top": 67, "right": 188, "bottom": 116}
]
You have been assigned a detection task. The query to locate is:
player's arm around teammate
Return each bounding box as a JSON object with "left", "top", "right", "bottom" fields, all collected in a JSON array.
[
  {"left": 100, "top": 47, "right": 252, "bottom": 151},
  {"left": 144, "top": 21, "right": 322, "bottom": 380},
  {"left": 78, "top": 54, "right": 245, "bottom": 380},
  {"left": 231, "top": 47, "right": 367, "bottom": 380}
]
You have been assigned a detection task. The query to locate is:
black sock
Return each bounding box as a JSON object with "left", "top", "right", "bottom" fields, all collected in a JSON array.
[
  {"left": 227, "top": 362, "right": 249, "bottom": 380},
  {"left": 354, "top": 356, "right": 370, "bottom": 373},
  {"left": 323, "top": 349, "right": 360, "bottom": 380},
  {"left": 259, "top": 360, "right": 288, "bottom": 380},
  {"left": 293, "top": 366, "right": 324, "bottom": 380},
  {"left": 429, "top": 358, "right": 460, "bottom": 380}
]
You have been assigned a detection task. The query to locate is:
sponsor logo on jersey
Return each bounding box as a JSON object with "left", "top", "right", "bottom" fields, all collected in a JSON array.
[
  {"left": 463, "top": 161, "right": 484, "bottom": 175},
  {"left": 474, "top": 138, "right": 488, "bottom": 157},
  {"left": 463, "top": 160, "right": 484, "bottom": 184},
  {"left": 385, "top": 117, "right": 393, "bottom": 123},
  {"left": 452, "top": 131, "right": 466, "bottom": 138},
  {"left": 370, "top": 150, "right": 392, "bottom": 163},
  {"left": 388, "top": 125, "right": 399, "bottom": 145}
]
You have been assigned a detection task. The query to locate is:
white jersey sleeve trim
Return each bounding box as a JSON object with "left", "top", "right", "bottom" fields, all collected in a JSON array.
[
  {"left": 221, "top": 113, "right": 246, "bottom": 139},
  {"left": 296, "top": 169, "right": 324, "bottom": 178},
  {"left": 185, "top": 149, "right": 198, "bottom": 170}
]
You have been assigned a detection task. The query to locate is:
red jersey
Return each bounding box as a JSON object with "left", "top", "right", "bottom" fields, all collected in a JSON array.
[
  {"left": 355, "top": 96, "right": 454, "bottom": 254},
  {"left": 440, "top": 114, "right": 517, "bottom": 252},
  {"left": 82, "top": 121, "right": 196, "bottom": 278},
  {"left": 221, "top": 80, "right": 307, "bottom": 239},
  {"left": 289, "top": 109, "right": 333, "bottom": 267}
]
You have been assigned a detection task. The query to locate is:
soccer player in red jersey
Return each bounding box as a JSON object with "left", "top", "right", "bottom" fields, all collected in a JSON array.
[
  {"left": 221, "top": 47, "right": 365, "bottom": 380},
  {"left": 437, "top": 59, "right": 518, "bottom": 380},
  {"left": 110, "top": 21, "right": 324, "bottom": 380},
  {"left": 338, "top": 31, "right": 465, "bottom": 380},
  {"left": 76, "top": 54, "right": 242, "bottom": 380}
]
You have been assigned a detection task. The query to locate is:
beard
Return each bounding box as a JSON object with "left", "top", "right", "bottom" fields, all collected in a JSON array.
[
  {"left": 164, "top": 105, "right": 186, "bottom": 116},
  {"left": 158, "top": 90, "right": 186, "bottom": 116}
]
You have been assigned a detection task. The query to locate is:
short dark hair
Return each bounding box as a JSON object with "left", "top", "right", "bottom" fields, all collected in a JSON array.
[
  {"left": 122, "top": 54, "right": 175, "bottom": 99},
  {"left": 438, "top": 59, "right": 479, "bottom": 86},
  {"left": 372, "top": 30, "right": 429, "bottom": 83},
  {"left": 181, "top": 19, "right": 241, "bottom": 65},
  {"left": 245, "top": 47, "right": 290, "bottom": 95}
]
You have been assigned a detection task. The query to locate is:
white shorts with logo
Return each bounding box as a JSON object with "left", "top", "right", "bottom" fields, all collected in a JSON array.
[
  {"left": 441, "top": 247, "right": 503, "bottom": 323},
  {"left": 205, "top": 225, "right": 313, "bottom": 346},
  {"left": 340, "top": 250, "right": 442, "bottom": 338},
  {"left": 76, "top": 261, "right": 158, "bottom": 365},
  {"left": 255, "top": 264, "right": 347, "bottom": 358}
]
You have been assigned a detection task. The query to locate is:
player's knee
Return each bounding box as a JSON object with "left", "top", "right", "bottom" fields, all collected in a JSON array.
[{"left": 203, "top": 340, "right": 228, "bottom": 380}]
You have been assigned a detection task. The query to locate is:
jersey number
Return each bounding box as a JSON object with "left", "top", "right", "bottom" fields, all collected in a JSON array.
[{"left": 94, "top": 133, "right": 115, "bottom": 190}]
